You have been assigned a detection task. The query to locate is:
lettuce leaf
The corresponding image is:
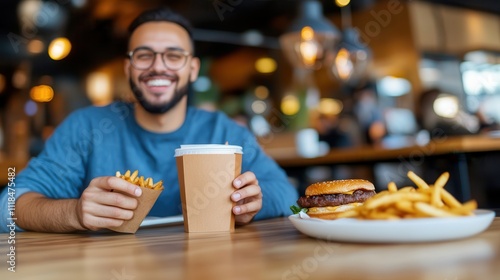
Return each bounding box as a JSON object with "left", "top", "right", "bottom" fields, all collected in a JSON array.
[{"left": 290, "top": 205, "right": 308, "bottom": 214}]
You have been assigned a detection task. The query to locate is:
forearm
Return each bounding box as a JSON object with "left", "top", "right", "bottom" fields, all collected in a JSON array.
[{"left": 16, "top": 192, "right": 86, "bottom": 233}]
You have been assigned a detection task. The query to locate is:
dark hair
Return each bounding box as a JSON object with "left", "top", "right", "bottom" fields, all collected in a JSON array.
[{"left": 127, "top": 7, "right": 195, "bottom": 54}]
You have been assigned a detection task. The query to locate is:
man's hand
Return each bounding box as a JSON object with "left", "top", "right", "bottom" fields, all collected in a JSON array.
[
  {"left": 231, "top": 171, "right": 262, "bottom": 225},
  {"left": 76, "top": 176, "right": 142, "bottom": 231}
]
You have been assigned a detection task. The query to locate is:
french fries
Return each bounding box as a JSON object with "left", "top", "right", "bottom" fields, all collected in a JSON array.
[
  {"left": 115, "top": 170, "right": 164, "bottom": 190},
  {"left": 337, "top": 171, "right": 477, "bottom": 220}
]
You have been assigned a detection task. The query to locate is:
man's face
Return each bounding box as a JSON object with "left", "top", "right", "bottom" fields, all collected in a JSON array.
[{"left": 125, "top": 22, "right": 200, "bottom": 114}]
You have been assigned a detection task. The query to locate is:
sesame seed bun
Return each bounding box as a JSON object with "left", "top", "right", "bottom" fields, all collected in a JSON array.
[{"left": 305, "top": 179, "right": 375, "bottom": 196}]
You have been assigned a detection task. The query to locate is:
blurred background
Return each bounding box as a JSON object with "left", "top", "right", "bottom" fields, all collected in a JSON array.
[{"left": 1, "top": 0, "right": 500, "bottom": 207}]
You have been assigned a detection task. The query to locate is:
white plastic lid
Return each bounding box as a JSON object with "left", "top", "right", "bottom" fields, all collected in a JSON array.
[{"left": 174, "top": 144, "right": 243, "bottom": 157}]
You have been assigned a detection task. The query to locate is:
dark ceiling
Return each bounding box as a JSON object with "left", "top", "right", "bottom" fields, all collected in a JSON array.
[{"left": 1, "top": 0, "right": 499, "bottom": 78}]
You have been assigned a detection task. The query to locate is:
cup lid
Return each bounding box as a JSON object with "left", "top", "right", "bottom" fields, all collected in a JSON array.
[{"left": 174, "top": 144, "right": 243, "bottom": 157}]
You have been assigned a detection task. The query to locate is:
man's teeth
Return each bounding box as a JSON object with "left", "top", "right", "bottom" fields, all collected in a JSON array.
[{"left": 147, "top": 79, "right": 172, "bottom": 86}]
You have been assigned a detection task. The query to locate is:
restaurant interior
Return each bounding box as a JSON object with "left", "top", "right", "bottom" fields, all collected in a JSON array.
[{"left": 1, "top": 0, "right": 500, "bottom": 210}]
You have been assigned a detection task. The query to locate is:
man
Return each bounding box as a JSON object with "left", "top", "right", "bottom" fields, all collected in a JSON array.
[{"left": 0, "top": 7, "right": 297, "bottom": 233}]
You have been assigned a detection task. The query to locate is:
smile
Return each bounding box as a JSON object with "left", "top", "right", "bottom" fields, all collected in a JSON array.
[{"left": 146, "top": 79, "right": 173, "bottom": 87}]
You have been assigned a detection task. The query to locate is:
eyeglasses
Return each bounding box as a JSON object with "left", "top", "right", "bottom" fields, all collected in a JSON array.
[{"left": 128, "top": 47, "right": 191, "bottom": 70}]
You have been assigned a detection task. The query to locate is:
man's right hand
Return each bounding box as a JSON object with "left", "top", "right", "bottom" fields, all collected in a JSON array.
[{"left": 76, "top": 176, "right": 142, "bottom": 231}]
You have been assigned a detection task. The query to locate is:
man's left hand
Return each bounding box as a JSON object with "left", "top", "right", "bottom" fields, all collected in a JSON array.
[{"left": 231, "top": 171, "right": 262, "bottom": 225}]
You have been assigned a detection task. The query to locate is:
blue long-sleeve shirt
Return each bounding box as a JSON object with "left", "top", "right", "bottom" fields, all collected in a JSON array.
[{"left": 0, "top": 102, "right": 298, "bottom": 232}]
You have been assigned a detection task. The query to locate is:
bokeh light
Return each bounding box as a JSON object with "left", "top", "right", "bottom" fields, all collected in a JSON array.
[
  {"left": 255, "top": 57, "right": 277, "bottom": 74},
  {"left": 335, "top": 0, "right": 351, "bottom": 8},
  {"left": 30, "top": 85, "right": 54, "bottom": 102},
  {"left": 24, "top": 100, "right": 38, "bottom": 116},
  {"left": 318, "top": 98, "right": 343, "bottom": 115},
  {"left": 281, "top": 94, "right": 300, "bottom": 116},
  {"left": 433, "top": 94, "right": 459, "bottom": 118},
  {"left": 48, "top": 37, "right": 71, "bottom": 60},
  {"left": 27, "top": 39, "right": 44, "bottom": 54},
  {"left": 254, "top": 86, "right": 269, "bottom": 99}
]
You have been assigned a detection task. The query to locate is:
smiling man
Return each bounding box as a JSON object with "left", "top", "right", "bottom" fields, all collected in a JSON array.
[{"left": 1, "top": 7, "right": 298, "bottom": 233}]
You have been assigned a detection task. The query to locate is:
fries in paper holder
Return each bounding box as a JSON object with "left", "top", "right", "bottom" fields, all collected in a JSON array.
[
  {"left": 109, "top": 170, "right": 164, "bottom": 233},
  {"left": 116, "top": 169, "right": 164, "bottom": 190}
]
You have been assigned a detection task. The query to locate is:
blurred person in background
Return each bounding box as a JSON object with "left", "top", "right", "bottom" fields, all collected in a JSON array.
[
  {"left": 312, "top": 111, "right": 354, "bottom": 149},
  {"left": 352, "top": 83, "right": 386, "bottom": 145}
]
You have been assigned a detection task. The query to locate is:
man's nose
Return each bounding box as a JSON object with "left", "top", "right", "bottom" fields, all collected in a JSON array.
[{"left": 151, "top": 53, "right": 168, "bottom": 71}]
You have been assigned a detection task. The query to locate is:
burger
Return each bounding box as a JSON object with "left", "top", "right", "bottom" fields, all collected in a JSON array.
[{"left": 295, "top": 179, "right": 376, "bottom": 219}]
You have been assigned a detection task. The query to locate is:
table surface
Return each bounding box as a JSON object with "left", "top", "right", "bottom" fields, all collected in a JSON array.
[
  {"left": 266, "top": 134, "right": 500, "bottom": 167},
  {"left": 1, "top": 216, "right": 499, "bottom": 280}
]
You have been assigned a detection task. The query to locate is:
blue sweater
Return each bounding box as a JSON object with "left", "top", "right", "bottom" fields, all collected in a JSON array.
[{"left": 1, "top": 102, "right": 298, "bottom": 232}]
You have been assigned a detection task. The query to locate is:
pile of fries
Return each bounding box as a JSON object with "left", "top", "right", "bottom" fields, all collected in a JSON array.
[
  {"left": 115, "top": 170, "right": 164, "bottom": 190},
  {"left": 337, "top": 171, "right": 477, "bottom": 220}
]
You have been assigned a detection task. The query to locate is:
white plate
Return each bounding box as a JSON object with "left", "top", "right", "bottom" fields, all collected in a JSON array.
[
  {"left": 140, "top": 215, "right": 184, "bottom": 228},
  {"left": 289, "top": 209, "right": 495, "bottom": 243}
]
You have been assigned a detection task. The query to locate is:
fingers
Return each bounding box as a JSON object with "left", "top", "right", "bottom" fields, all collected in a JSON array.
[
  {"left": 233, "top": 198, "right": 262, "bottom": 215},
  {"left": 231, "top": 172, "right": 262, "bottom": 205},
  {"left": 78, "top": 176, "right": 142, "bottom": 231},
  {"left": 77, "top": 203, "right": 134, "bottom": 230},
  {"left": 234, "top": 198, "right": 262, "bottom": 225},
  {"left": 231, "top": 171, "right": 263, "bottom": 225},
  {"left": 78, "top": 197, "right": 136, "bottom": 231},
  {"left": 85, "top": 177, "right": 140, "bottom": 209},
  {"left": 92, "top": 176, "right": 143, "bottom": 197},
  {"left": 233, "top": 171, "right": 258, "bottom": 189},
  {"left": 81, "top": 190, "right": 139, "bottom": 210},
  {"left": 78, "top": 215, "right": 127, "bottom": 231},
  {"left": 231, "top": 183, "right": 261, "bottom": 203}
]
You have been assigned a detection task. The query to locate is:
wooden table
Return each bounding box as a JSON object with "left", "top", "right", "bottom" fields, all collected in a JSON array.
[{"left": 1, "top": 217, "right": 499, "bottom": 280}]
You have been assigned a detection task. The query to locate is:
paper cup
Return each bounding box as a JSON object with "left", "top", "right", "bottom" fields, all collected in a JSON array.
[{"left": 175, "top": 144, "right": 243, "bottom": 233}]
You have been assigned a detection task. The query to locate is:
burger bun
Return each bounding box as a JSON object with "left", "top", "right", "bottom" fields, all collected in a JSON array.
[
  {"left": 305, "top": 179, "right": 374, "bottom": 196},
  {"left": 306, "top": 203, "right": 362, "bottom": 219}
]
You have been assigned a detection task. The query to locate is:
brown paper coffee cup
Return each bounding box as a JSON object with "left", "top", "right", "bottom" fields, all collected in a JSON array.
[
  {"left": 108, "top": 187, "right": 163, "bottom": 233},
  {"left": 175, "top": 144, "right": 243, "bottom": 233}
]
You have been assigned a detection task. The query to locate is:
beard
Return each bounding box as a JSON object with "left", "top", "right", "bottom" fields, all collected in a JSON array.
[{"left": 129, "top": 72, "right": 190, "bottom": 114}]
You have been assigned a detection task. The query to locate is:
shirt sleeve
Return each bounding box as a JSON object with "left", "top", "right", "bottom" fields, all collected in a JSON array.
[
  {"left": 230, "top": 127, "right": 299, "bottom": 220},
  {"left": 0, "top": 187, "right": 33, "bottom": 232},
  {"left": 248, "top": 141, "right": 298, "bottom": 220}
]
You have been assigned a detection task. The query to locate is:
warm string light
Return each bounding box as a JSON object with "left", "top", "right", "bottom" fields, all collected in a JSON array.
[
  {"left": 335, "top": 0, "right": 351, "bottom": 8},
  {"left": 334, "top": 48, "right": 354, "bottom": 80},
  {"left": 298, "top": 26, "right": 320, "bottom": 67},
  {"left": 30, "top": 85, "right": 54, "bottom": 102},
  {"left": 48, "top": 37, "right": 71, "bottom": 60},
  {"left": 329, "top": 3, "right": 371, "bottom": 85},
  {"left": 279, "top": 0, "right": 370, "bottom": 85},
  {"left": 279, "top": 0, "right": 341, "bottom": 70}
]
